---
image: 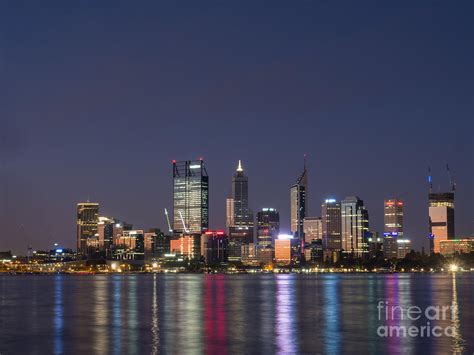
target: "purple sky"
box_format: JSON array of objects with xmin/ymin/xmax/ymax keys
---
[{"xmin": 1, "ymin": 1, "xmax": 473, "ymax": 254}]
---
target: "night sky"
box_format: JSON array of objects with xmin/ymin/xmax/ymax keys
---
[{"xmin": 1, "ymin": 1, "xmax": 473, "ymax": 254}]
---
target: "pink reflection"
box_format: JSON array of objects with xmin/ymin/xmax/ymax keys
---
[{"xmin": 204, "ymin": 275, "xmax": 227, "ymax": 354}]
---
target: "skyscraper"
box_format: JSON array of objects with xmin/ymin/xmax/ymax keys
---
[
  {"xmin": 173, "ymin": 159, "xmax": 209, "ymax": 235},
  {"xmin": 303, "ymin": 217, "xmax": 322, "ymax": 244},
  {"xmin": 341, "ymin": 196, "xmax": 369, "ymax": 257},
  {"xmin": 383, "ymin": 199, "xmax": 404, "ymax": 259},
  {"xmin": 257, "ymin": 208, "xmax": 280, "ymax": 247},
  {"xmin": 429, "ymin": 192, "xmax": 455, "ymax": 254},
  {"xmin": 76, "ymin": 202, "xmax": 99, "ymax": 254},
  {"xmin": 227, "ymin": 161, "xmax": 254, "ymax": 260},
  {"xmin": 428, "ymin": 166, "xmax": 456, "ymax": 254},
  {"xmin": 290, "ymin": 160, "xmax": 307, "ymax": 239},
  {"xmin": 321, "ymin": 199, "xmax": 341, "ymax": 262},
  {"xmin": 230, "ymin": 160, "xmax": 253, "ymax": 233}
]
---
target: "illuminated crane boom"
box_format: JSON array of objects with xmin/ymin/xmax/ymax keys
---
[
  {"xmin": 178, "ymin": 211, "xmax": 189, "ymax": 233},
  {"xmin": 164, "ymin": 208, "xmax": 173, "ymax": 233}
]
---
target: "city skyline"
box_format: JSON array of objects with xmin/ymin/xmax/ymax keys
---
[{"xmin": 1, "ymin": 2, "xmax": 473, "ymax": 254}]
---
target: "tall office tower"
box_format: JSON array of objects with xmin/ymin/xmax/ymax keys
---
[
  {"xmin": 384, "ymin": 199, "xmax": 404, "ymax": 234},
  {"xmin": 383, "ymin": 199, "xmax": 404, "ymax": 259},
  {"xmin": 321, "ymin": 199, "xmax": 341, "ymax": 262},
  {"xmin": 97, "ymin": 216, "xmax": 114, "ymax": 250},
  {"xmin": 173, "ymin": 159, "xmax": 209, "ymax": 235},
  {"xmin": 227, "ymin": 161, "xmax": 254, "ymax": 260},
  {"xmin": 290, "ymin": 160, "xmax": 307, "ymax": 240},
  {"xmin": 303, "ymin": 217, "xmax": 322, "ymax": 244},
  {"xmin": 428, "ymin": 166, "xmax": 455, "ymax": 254},
  {"xmin": 429, "ymin": 192, "xmax": 455, "ymax": 253},
  {"xmin": 256, "ymin": 208, "xmax": 280, "ymax": 247},
  {"xmin": 341, "ymin": 196, "xmax": 370, "ymax": 257},
  {"xmin": 76, "ymin": 202, "xmax": 99, "ymax": 253}
]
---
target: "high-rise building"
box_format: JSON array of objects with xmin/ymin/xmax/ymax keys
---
[
  {"xmin": 173, "ymin": 160, "xmax": 209, "ymax": 235},
  {"xmin": 227, "ymin": 161, "xmax": 254, "ymax": 260},
  {"xmin": 257, "ymin": 208, "xmax": 280, "ymax": 247},
  {"xmin": 303, "ymin": 217, "xmax": 322, "ymax": 244},
  {"xmin": 384, "ymin": 199, "xmax": 404, "ymax": 234},
  {"xmin": 321, "ymin": 199, "xmax": 341, "ymax": 262},
  {"xmin": 290, "ymin": 161, "xmax": 307, "ymax": 240},
  {"xmin": 429, "ymin": 192, "xmax": 455, "ymax": 254},
  {"xmin": 383, "ymin": 199, "xmax": 404, "ymax": 259},
  {"xmin": 97, "ymin": 216, "xmax": 114, "ymax": 250},
  {"xmin": 341, "ymin": 196, "xmax": 369, "ymax": 257},
  {"xmin": 76, "ymin": 202, "xmax": 99, "ymax": 254}
]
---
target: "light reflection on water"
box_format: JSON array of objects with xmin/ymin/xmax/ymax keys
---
[{"xmin": 0, "ymin": 273, "xmax": 473, "ymax": 354}]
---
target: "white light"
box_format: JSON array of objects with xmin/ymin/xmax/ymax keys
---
[
  {"xmin": 325, "ymin": 198, "xmax": 336, "ymax": 203},
  {"xmin": 397, "ymin": 239, "xmax": 411, "ymax": 243},
  {"xmin": 278, "ymin": 234, "xmax": 293, "ymax": 240},
  {"xmin": 189, "ymin": 164, "xmax": 201, "ymax": 169},
  {"xmin": 152, "ymin": 262, "xmax": 158, "ymax": 268},
  {"xmin": 449, "ymin": 264, "xmax": 459, "ymax": 272}
]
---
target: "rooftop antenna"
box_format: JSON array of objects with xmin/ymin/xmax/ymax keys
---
[
  {"xmin": 428, "ymin": 166, "xmax": 433, "ymax": 193},
  {"xmin": 446, "ymin": 163, "xmax": 456, "ymax": 192}
]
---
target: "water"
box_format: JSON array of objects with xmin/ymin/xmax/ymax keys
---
[{"xmin": 0, "ymin": 273, "xmax": 473, "ymax": 354}]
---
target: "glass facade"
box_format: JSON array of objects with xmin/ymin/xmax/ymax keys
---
[
  {"xmin": 341, "ymin": 196, "xmax": 369, "ymax": 257},
  {"xmin": 173, "ymin": 160, "xmax": 209, "ymax": 235},
  {"xmin": 76, "ymin": 202, "xmax": 99, "ymax": 253}
]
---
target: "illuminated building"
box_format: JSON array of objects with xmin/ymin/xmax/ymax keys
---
[
  {"xmin": 321, "ymin": 199, "xmax": 341, "ymax": 262},
  {"xmin": 112, "ymin": 230, "xmax": 145, "ymax": 260},
  {"xmin": 396, "ymin": 239, "xmax": 412, "ymax": 259},
  {"xmin": 97, "ymin": 216, "xmax": 114, "ymax": 250},
  {"xmin": 257, "ymin": 208, "xmax": 280, "ymax": 247},
  {"xmin": 173, "ymin": 160, "xmax": 209, "ymax": 235},
  {"xmin": 290, "ymin": 160, "xmax": 307, "ymax": 242},
  {"xmin": 303, "ymin": 217, "xmax": 322, "ymax": 244},
  {"xmin": 227, "ymin": 161, "xmax": 254, "ymax": 261},
  {"xmin": 256, "ymin": 246, "xmax": 274, "ymax": 264},
  {"xmin": 384, "ymin": 199, "xmax": 404, "ymax": 234},
  {"xmin": 383, "ymin": 232, "xmax": 399, "ymax": 259},
  {"xmin": 341, "ymin": 196, "xmax": 369, "ymax": 257},
  {"xmin": 147, "ymin": 228, "xmax": 169, "ymax": 258},
  {"xmin": 367, "ymin": 231, "xmax": 383, "ymax": 258},
  {"xmin": 383, "ymin": 198, "xmax": 404, "ymax": 259},
  {"xmin": 169, "ymin": 235, "xmax": 200, "ymax": 259},
  {"xmin": 439, "ymin": 239, "xmax": 474, "ymax": 256},
  {"xmin": 201, "ymin": 230, "xmax": 228, "ymax": 264},
  {"xmin": 275, "ymin": 235, "xmax": 292, "ymax": 264},
  {"xmin": 429, "ymin": 192, "xmax": 455, "ymax": 253},
  {"xmin": 226, "ymin": 198, "xmax": 234, "ymax": 229},
  {"xmin": 76, "ymin": 202, "xmax": 99, "ymax": 254}
]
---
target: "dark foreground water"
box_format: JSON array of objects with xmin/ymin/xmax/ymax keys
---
[{"xmin": 0, "ymin": 273, "xmax": 473, "ymax": 354}]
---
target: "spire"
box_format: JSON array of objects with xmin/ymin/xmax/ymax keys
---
[
  {"xmin": 236, "ymin": 160, "xmax": 243, "ymax": 172},
  {"xmin": 303, "ymin": 153, "xmax": 307, "ymax": 171}
]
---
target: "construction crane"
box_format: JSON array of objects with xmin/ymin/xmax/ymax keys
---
[
  {"xmin": 178, "ymin": 211, "xmax": 189, "ymax": 233},
  {"xmin": 164, "ymin": 208, "xmax": 173, "ymax": 233},
  {"xmin": 446, "ymin": 164, "xmax": 456, "ymax": 192}
]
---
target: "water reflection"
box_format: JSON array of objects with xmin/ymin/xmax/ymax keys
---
[
  {"xmin": 1, "ymin": 274, "xmax": 474, "ymax": 354},
  {"xmin": 53, "ymin": 275, "xmax": 63, "ymax": 355},
  {"xmin": 276, "ymin": 275, "xmax": 298, "ymax": 354},
  {"xmin": 93, "ymin": 277, "xmax": 108, "ymax": 353},
  {"xmin": 323, "ymin": 275, "xmax": 340, "ymax": 354},
  {"xmin": 112, "ymin": 276, "xmax": 122, "ymax": 353},
  {"xmin": 151, "ymin": 274, "xmax": 159, "ymax": 354},
  {"xmin": 451, "ymin": 274, "xmax": 465, "ymax": 353}
]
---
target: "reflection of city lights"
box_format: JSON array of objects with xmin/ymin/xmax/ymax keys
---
[{"xmin": 450, "ymin": 264, "xmax": 459, "ymax": 272}]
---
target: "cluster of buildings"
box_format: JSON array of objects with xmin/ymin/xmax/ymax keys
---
[{"xmin": 74, "ymin": 159, "xmax": 472, "ymax": 267}]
